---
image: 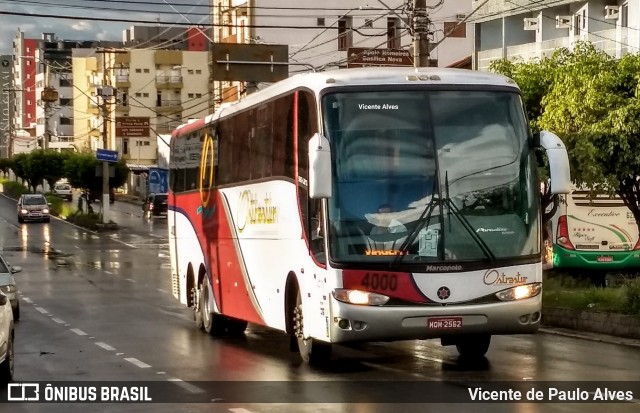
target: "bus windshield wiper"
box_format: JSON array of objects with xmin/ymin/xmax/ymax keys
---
[
  {"xmin": 390, "ymin": 180, "xmax": 439, "ymax": 268},
  {"xmin": 390, "ymin": 173, "xmax": 496, "ymax": 267}
]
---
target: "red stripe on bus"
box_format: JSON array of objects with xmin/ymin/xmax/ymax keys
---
[{"xmin": 342, "ymin": 269, "xmax": 432, "ymax": 303}]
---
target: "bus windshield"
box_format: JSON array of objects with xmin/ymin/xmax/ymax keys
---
[{"xmin": 322, "ymin": 89, "xmax": 540, "ymax": 265}]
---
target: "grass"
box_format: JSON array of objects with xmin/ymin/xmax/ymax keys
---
[{"xmin": 543, "ymin": 271, "xmax": 640, "ymax": 316}]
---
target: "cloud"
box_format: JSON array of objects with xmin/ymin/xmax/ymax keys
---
[{"xmin": 70, "ymin": 21, "xmax": 95, "ymax": 32}]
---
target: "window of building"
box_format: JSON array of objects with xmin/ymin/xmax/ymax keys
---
[
  {"xmin": 338, "ymin": 17, "xmax": 353, "ymax": 51},
  {"xmin": 60, "ymin": 98, "xmax": 72, "ymax": 106},
  {"xmin": 143, "ymin": 92, "xmax": 149, "ymax": 97},
  {"xmin": 196, "ymin": 93, "xmax": 202, "ymax": 98},
  {"xmin": 59, "ymin": 78, "xmax": 72, "ymax": 87},
  {"xmin": 188, "ymin": 93, "xmax": 195, "ymax": 98},
  {"xmin": 364, "ymin": 19, "xmax": 373, "ymax": 28},
  {"xmin": 317, "ymin": 18, "xmax": 326, "ymax": 26},
  {"xmin": 187, "ymin": 69, "xmax": 194, "ymax": 74},
  {"xmin": 136, "ymin": 68, "xmax": 142, "ymax": 73},
  {"xmin": 443, "ymin": 21, "xmax": 466, "ymax": 38},
  {"xmin": 59, "ymin": 117, "xmax": 73, "ymax": 126},
  {"xmin": 143, "ymin": 68, "xmax": 150, "ymax": 73},
  {"xmin": 196, "ymin": 69, "xmax": 202, "ymax": 74},
  {"xmin": 622, "ymin": 2, "xmax": 629, "ymax": 28},
  {"xmin": 135, "ymin": 92, "xmax": 143, "ymax": 97},
  {"xmin": 387, "ymin": 18, "xmax": 401, "ymax": 49},
  {"xmin": 123, "ymin": 138, "xmax": 129, "ymax": 155}
]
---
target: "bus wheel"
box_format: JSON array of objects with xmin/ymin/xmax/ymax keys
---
[
  {"xmin": 227, "ymin": 318, "xmax": 248, "ymax": 335},
  {"xmin": 200, "ymin": 277, "xmax": 225, "ymax": 336},
  {"xmin": 293, "ymin": 290, "xmax": 331, "ymax": 364},
  {"xmin": 455, "ymin": 334, "xmax": 491, "ymax": 358}
]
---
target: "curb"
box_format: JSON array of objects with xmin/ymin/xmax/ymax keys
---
[{"xmin": 539, "ymin": 326, "xmax": 640, "ymax": 348}]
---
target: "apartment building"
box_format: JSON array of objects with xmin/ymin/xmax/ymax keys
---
[{"xmin": 473, "ymin": 0, "xmax": 639, "ymax": 70}]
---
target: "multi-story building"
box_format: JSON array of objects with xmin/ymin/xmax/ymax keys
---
[
  {"xmin": 0, "ymin": 56, "xmax": 12, "ymax": 159},
  {"xmin": 211, "ymin": 0, "xmax": 474, "ymax": 101},
  {"xmin": 73, "ymin": 48, "xmax": 210, "ymax": 194},
  {"xmin": 472, "ymin": 0, "xmax": 639, "ymax": 71},
  {"xmin": 12, "ymin": 31, "xmax": 121, "ymax": 152},
  {"xmin": 123, "ymin": 25, "xmax": 209, "ymax": 52}
]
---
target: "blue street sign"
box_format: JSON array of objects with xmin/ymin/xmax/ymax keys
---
[{"xmin": 96, "ymin": 149, "xmax": 118, "ymax": 162}]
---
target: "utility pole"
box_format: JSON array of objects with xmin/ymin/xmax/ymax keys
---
[
  {"xmin": 413, "ymin": 0, "xmax": 431, "ymax": 68},
  {"xmin": 40, "ymin": 64, "xmax": 58, "ymax": 150},
  {"xmin": 98, "ymin": 85, "xmax": 115, "ymax": 224}
]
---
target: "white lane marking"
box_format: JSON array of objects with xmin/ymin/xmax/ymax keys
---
[
  {"xmin": 95, "ymin": 342, "xmax": 116, "ymax": 351},
  {"xmin": 70, "ymin": 328, "xmax": 88, "ymax": 336},
  {"xmin": 116, "ymin": 352, "xmax": 124, "ymax": 356},
  {"xmin": 156, "ymin": 371, "xmax": 166, "ymax": 375},
  {"xmin": 110, "ymin": 236, "xmax": 138, "ymax": 249},
  {"xmin": 167, "ymin": 378, "xmax": 205, "ymax": 394},
  {"xmin": 126, "ymin": 278, "xmax": 137, "ymax": 283},
  {"xmin": 104, "ymin": 271, "xmax": 113, "ymax": 275},
  {"xmin": 52, "ymin": 318, "xmax": 65, "ymax": 324},
  {"xmin": 124, "ymin": 357, "xmax": 151, "ymax": 369},
  {"xmin": 35, "ymin": 307, "xmax": 49, "ymax": 314},
  {"xmin": 23, "ymin": 297, "xmax": 33, "ymax": 304},
  {"xmin": 229, "ymin": 409, "xmax": 257, "ymax": 413},
  {"xmin": 157, "ymin": 289, "xmax": 168, "ymax": 294}
]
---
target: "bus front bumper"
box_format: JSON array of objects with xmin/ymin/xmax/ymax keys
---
[
  {"xmin": 329, "ymin": 295, "xmax": 541, "ymax": 343},
  {"xmin": 553, "ymin": 245, "xmax": 640, "ymax": 270}
]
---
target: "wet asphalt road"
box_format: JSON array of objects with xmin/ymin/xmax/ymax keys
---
[{"xmin": 0, "ymin": 194, "xmax": 638, "ymax": 413}]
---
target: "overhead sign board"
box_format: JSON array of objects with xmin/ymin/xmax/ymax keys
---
[
  {"xmin": 347, "ymin": 48, "xmax": 413, "ymax": 68},
  {"xmin": 97, "ymin": 148, "xmax": 118, "ymax": 163},
  {"xmin": 211, "ymin": 43, "xmax": 289, "ymax": 82},
  {"xmin": 116, "ymin": 117, "xmax": 150, "ymax": 138}
]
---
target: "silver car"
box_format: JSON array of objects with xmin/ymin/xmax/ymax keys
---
[
  {"xmin": 0, "ymin": 255, "xmax": 21, "ymax": 321},
  {"xmin": 17, "ymin": 193, "xmax": 51, "ymax": 223},
  {"xmin": 0, "ymin": 290, "xmax": 14, "ymax": 384}
]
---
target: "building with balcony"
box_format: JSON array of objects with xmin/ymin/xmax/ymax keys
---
[{"xmin": 472, "ymin": 0, "xmax": 639, "ymax": 71}]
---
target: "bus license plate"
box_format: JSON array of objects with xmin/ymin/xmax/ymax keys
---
[
  {"xmin": 427, "ymin": 317, "xmax": 462, "ymax": 329},
  {"xmin": 597, "ymin": 256, "xmax": 613, "ymax": 262}
]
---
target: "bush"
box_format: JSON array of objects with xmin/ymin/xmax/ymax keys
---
[
  {"xmin": 66, "ymin": 211, "xmax": 101, "ymax": 231},
  {"xmin": 622, "ymin": 279, "xmax": 640, "ymax": 315},
  {"xmin": 0, "ymin": 180, "xmax": 29, "ymax": 199}
]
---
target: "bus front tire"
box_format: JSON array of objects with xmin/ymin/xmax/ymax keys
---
[
  {"xmin": 455, "ymin": 334, "xmax": 491, "ymax": 359},
  {"xmin": 293, "ymin": 290, "xmax": 331, "ymax": 364}
]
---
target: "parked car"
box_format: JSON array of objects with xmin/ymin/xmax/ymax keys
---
[
  {"xmin": 142, "ymin": 193, "xmax": 168, "ymax": 218},
  {"xmin": 0, "ymin": 255, "xmax": 21, "ymax": 321},
  {"xmin": 0, "ymin": 290, "xmax": 14, "ymax": 384},
  {"xmin": 52, "ymin": 183, "xmax": 73, "ymax": 201},
  {"xmin": 17, "ymin": 194, "xmax": 51, "ymax": 223}
]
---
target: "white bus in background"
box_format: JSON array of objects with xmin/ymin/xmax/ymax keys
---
[{"xmin": 168, "ymin": 67, "xmax": 571, "ymax": 364}]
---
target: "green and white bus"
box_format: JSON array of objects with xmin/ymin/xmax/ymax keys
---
[{"xmin": 547, "ymin": 188, "xmax": 640, "ymax": 273}]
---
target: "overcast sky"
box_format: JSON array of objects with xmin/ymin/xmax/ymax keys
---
[{"xmin": 0, "ymin": 0, "xmax": 211, "ymax": 55}]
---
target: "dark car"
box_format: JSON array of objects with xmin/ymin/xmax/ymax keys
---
[{"xmin": 142, "ymin": 193, "xmax": 168, "ymax": 218}]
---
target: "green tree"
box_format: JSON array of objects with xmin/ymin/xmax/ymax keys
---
[
  {"xmin": 64, "ymin": 152, "xmax": 128, "ymax": 200},
  {"xmin": 42, "ymin": 150, "xmax": 71, "ymax": 189},
  {"xmin": 491, "ymin": 41, "xmax": 640, "ymax": 233},
  {"xmin": 0, "ymin": 158, "xmax": 11, "ymax": 177},
  {"xmin": 11, "ymin": 153, "xmax": 34, "ymax": 191}
]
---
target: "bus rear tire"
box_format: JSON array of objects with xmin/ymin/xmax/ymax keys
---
[
  {"xmin": 293, "ymin": 290, "xmax": 331, "ymax": 364},
  {"xmin": 455, "ymin": 334, "xmax": 491, "ymax": 358},
  {"xmin": 200, "ymin": 277, "xmax": 225, "ymax": 336}
]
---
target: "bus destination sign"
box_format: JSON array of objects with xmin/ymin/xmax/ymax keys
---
[{"xmin": 347, "ymin": 48, "xmax": 413, "ymax": 68}]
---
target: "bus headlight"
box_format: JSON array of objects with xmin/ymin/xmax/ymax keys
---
[
  {"xmin": 333, "ymin": 289, "xmax": 389, "ymax": 306},
  {"xmin": 495, "ymin": 283, "xmax": 541, "ymax": 301}
]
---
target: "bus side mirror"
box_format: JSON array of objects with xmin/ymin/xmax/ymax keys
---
[
  {"xmin": 308, "ymin": 133, "xmax": 332, "ymax": 199},
  {"xmin": 539, "ymin": 130, "xmax": 571, "ymax": 194}
]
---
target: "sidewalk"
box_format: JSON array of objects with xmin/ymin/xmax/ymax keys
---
[{"xmin": 114, "ymin": 194, "xmax": 144, "ymax": 206}]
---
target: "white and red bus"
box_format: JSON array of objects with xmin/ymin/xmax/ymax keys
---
[{"xmin": 168, "ymin": 67, "xmax": 570, "ymax": 363}]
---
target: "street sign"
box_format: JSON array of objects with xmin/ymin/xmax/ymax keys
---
[
  {"xmin": 347, "ymin": 48, "xmax": 413, "ymax": 68},
  {"xmin": 97, "ymin": 148, "xmax": 118, "ymax": 163},
  {"xmin": 115, "ymin": 117, "xmax": 150, "ymax": 138},
  {"xmin": 211, "ymin": 43, "xmax": 289, "ymax": 82}
]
